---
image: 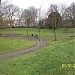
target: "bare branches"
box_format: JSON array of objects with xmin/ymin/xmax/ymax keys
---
[{"xmin": 22, "ymin": 6, "xmax": 38, "ymax": 27}]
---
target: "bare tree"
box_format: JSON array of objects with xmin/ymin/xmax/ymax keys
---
[
  {"xmin": 16, "ymin": 8, "xmax": 23, "ymax": 28},
  {"xmin": 70, "ymin": 2, "xmax": 75, "ymax": 27},
  {"xmin": 47, "ymin": 4, "xmax": 60, "ymax": 41},
  {"xmin": 60, "ymin": 4, "xmax": 67, "ymax": 27},
  {"xmin": 61, "ymin": 3, "xmax": 75, "ymax": 33},
  {"xmin": 3, "ymin": 4, "xmax": 20, "ymax": 29},
  {"xmin": 22, "ymin": 9, "xmax": 30, "ymax": 36},
  {"xmin": 22, "ymin": 6, "xmax": 37, "ymax": 27},
  {"xmin": 0, "ymin": 0, "xmax": 7, "ymax": 36},
  {"xmin": 38, "ymin": 7, "xmax": 42, "ymax": 41},
  {"xmin": 21, "ymin": 6, "xmax": 38, "ymax": 36}
]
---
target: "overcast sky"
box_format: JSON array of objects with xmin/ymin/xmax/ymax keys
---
[{"xmin": 11, "ymin": 0, "xmax": 75, "ymax": 10}]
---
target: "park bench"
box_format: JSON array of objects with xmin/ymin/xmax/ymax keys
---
[{"xmin": 31, "ymin": 34, "xmax": 38, "ymax": 38}]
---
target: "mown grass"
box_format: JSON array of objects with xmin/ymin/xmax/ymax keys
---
[
  {"xmin": 0, "ymin": 38, "xmax": 35, "ymax": 54},
  {"xmin": 0, "ymin": 28, "xmax": 75, "ymax": 38},
  {"xmin": 0, "ymin": 36, "xmax": 75, "ymax": 75}
]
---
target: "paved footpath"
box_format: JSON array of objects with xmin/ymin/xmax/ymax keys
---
[
  {"xmin": 0, "ymin": 36, "xmax": 46, "ymax": 59},
  {"xmin": 0, "ymin": 33, "xmax": 75, "ymax": 59}
]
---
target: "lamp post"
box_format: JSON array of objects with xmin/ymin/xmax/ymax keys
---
[{"xmin": 0, "ymin": 0, "xmax": 1, "ymax": 5}]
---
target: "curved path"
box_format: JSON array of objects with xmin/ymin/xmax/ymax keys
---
[
  {"xmin": 0, "ymin": 35, "xmax": 46, "ymax": 59},
  {"xmin": 0, "ymin": 33, "xmax": 75, "ymax": 59}
]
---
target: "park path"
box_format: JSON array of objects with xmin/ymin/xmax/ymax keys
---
[
  {"xmin": 0, "ymin": 33, "xmax": 75, "ymax": 59},
  {"xmin": 0, "ymin": 36, "xmax": 46, "ymax": 59}
]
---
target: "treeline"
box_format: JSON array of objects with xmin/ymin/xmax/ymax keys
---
[
  {"xmin": 39, "ymin": 3, "xmax": 75, "ymax": 29},
  {"xmin": 0, "ymin": 0, "xmax": 23, "ymax": 29},
  {"xmin": 19, "ymin": 2, "xmax": 75, "ymax": 29},
  {"xmin": 0, "ymin": 0, "xmax": 75, "ymax": 29}
]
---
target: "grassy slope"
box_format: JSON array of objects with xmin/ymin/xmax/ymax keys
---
[
  {"xmin": 0, "ymin": 37, "xmax": 75, "ymax": 75},
  {"xmin": 0, "ymin": 38, "xmax": 35, "ymax": 54},
  {"xmin": 0, "ymin": 28, "xmax": 75, "ymax": 38}
]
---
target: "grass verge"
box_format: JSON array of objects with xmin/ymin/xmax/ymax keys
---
[
  {"xmin": 0, "ymin": 28, "xmax": 75, "ymax": 38},
  {"xmin": 0, "ymin": 37, "xmax": 35, "ymax": 54},
  {"xmin": 0, "ymin": 36, "xmax": 75, "ymax": 75}
]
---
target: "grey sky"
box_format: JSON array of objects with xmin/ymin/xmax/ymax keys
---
[{"xmin": 11, "ymin": 0, "xmax": 75, "ymax": 10}]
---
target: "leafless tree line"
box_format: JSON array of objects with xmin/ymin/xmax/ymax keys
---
[
  {"xmin": 47, "ymin": 3, "xmax": 75, "ymax": 28},
  {"xmin": 22, "ymin": 2, "xmax": 75, "ymax": 29},
  {"xmin": 0, "ymin": 0, "xmax": 75, "ymax": 29},
  {"xmin": 0, "ymin": 0, "xmax": 23, "ymax": 29}
]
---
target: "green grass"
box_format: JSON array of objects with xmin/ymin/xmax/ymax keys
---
[
  {"xmin": 0, "ymin": 37, "xmax": 35, "ymax": 54},
  {"xmin": 0, "ymin": 36, "xmax": 75, "ymax": 75},
  {"xmin": 0, "ymin": 28, "xmax": 75, "ymax": 38}
]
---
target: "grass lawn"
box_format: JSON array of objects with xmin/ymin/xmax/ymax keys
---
[
  {"xmin": 0, "ymin": 37, "xmax": 35, "ymax": 54},
  {"xmin": 0, "ymin": 28, "xmax": 75, "ymax": 38},
  {"xmin": 0, "ymin": 36, "xmax": 75, "ymax": 75}
]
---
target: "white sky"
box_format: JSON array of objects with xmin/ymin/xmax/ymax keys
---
[{"xmin": 11, "ymin": 0, "xmax": 75, "ymax": 11}]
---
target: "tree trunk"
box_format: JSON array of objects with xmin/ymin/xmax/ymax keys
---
[
  {"xmin": 39, "ymin": 26, "xmax": 40, "ymax": 41},
  {"xmin": 54, "ymin": 29, "xmax": 56, "ymax": 41},
  {"xmin": 54, "ymin": 17, "xmax": 57, "ymax": 41},
  {"xmin": 26, "ymin": 30, "xmax": 28, "ymax": 36},
  {"xmin": 10, "ymin": 16, "xmax": 12, "ymax": 30}
]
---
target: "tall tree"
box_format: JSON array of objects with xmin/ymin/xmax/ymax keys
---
[
  {"xmin": 21, "ymin": 6, "xmax": 38, "ymax": 36},
  {"xmin": 60, "ymin": 4, "xmax": 67, "ymax": 27},
  {"xmin": 16, "ymin": 8, "xmax": 23, "ymax": 28},
  {"xmin": 70, "ymin": 2, "xmax": 75, "ymax": 27},
  {"xmin": 62, "ymin": 2, "xmax": 75, "ymax": 28},
  {"xmin": 28, "ymin": 6, "xmax": 37, "ymax": 27},
  {"xmin": 21, "ymin": 9, "xmax": 29, "ymax": 36},
  {"xmin": 47, "ymin": 4, "xmax": 61, "ymax": 41},
  {"xmin": 3, "ymin": 4, "xmax": 20, "ymax": 29},
  {"xmin": 21, "ymin": 6, "xmax": 37, "ymax": 27}
]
